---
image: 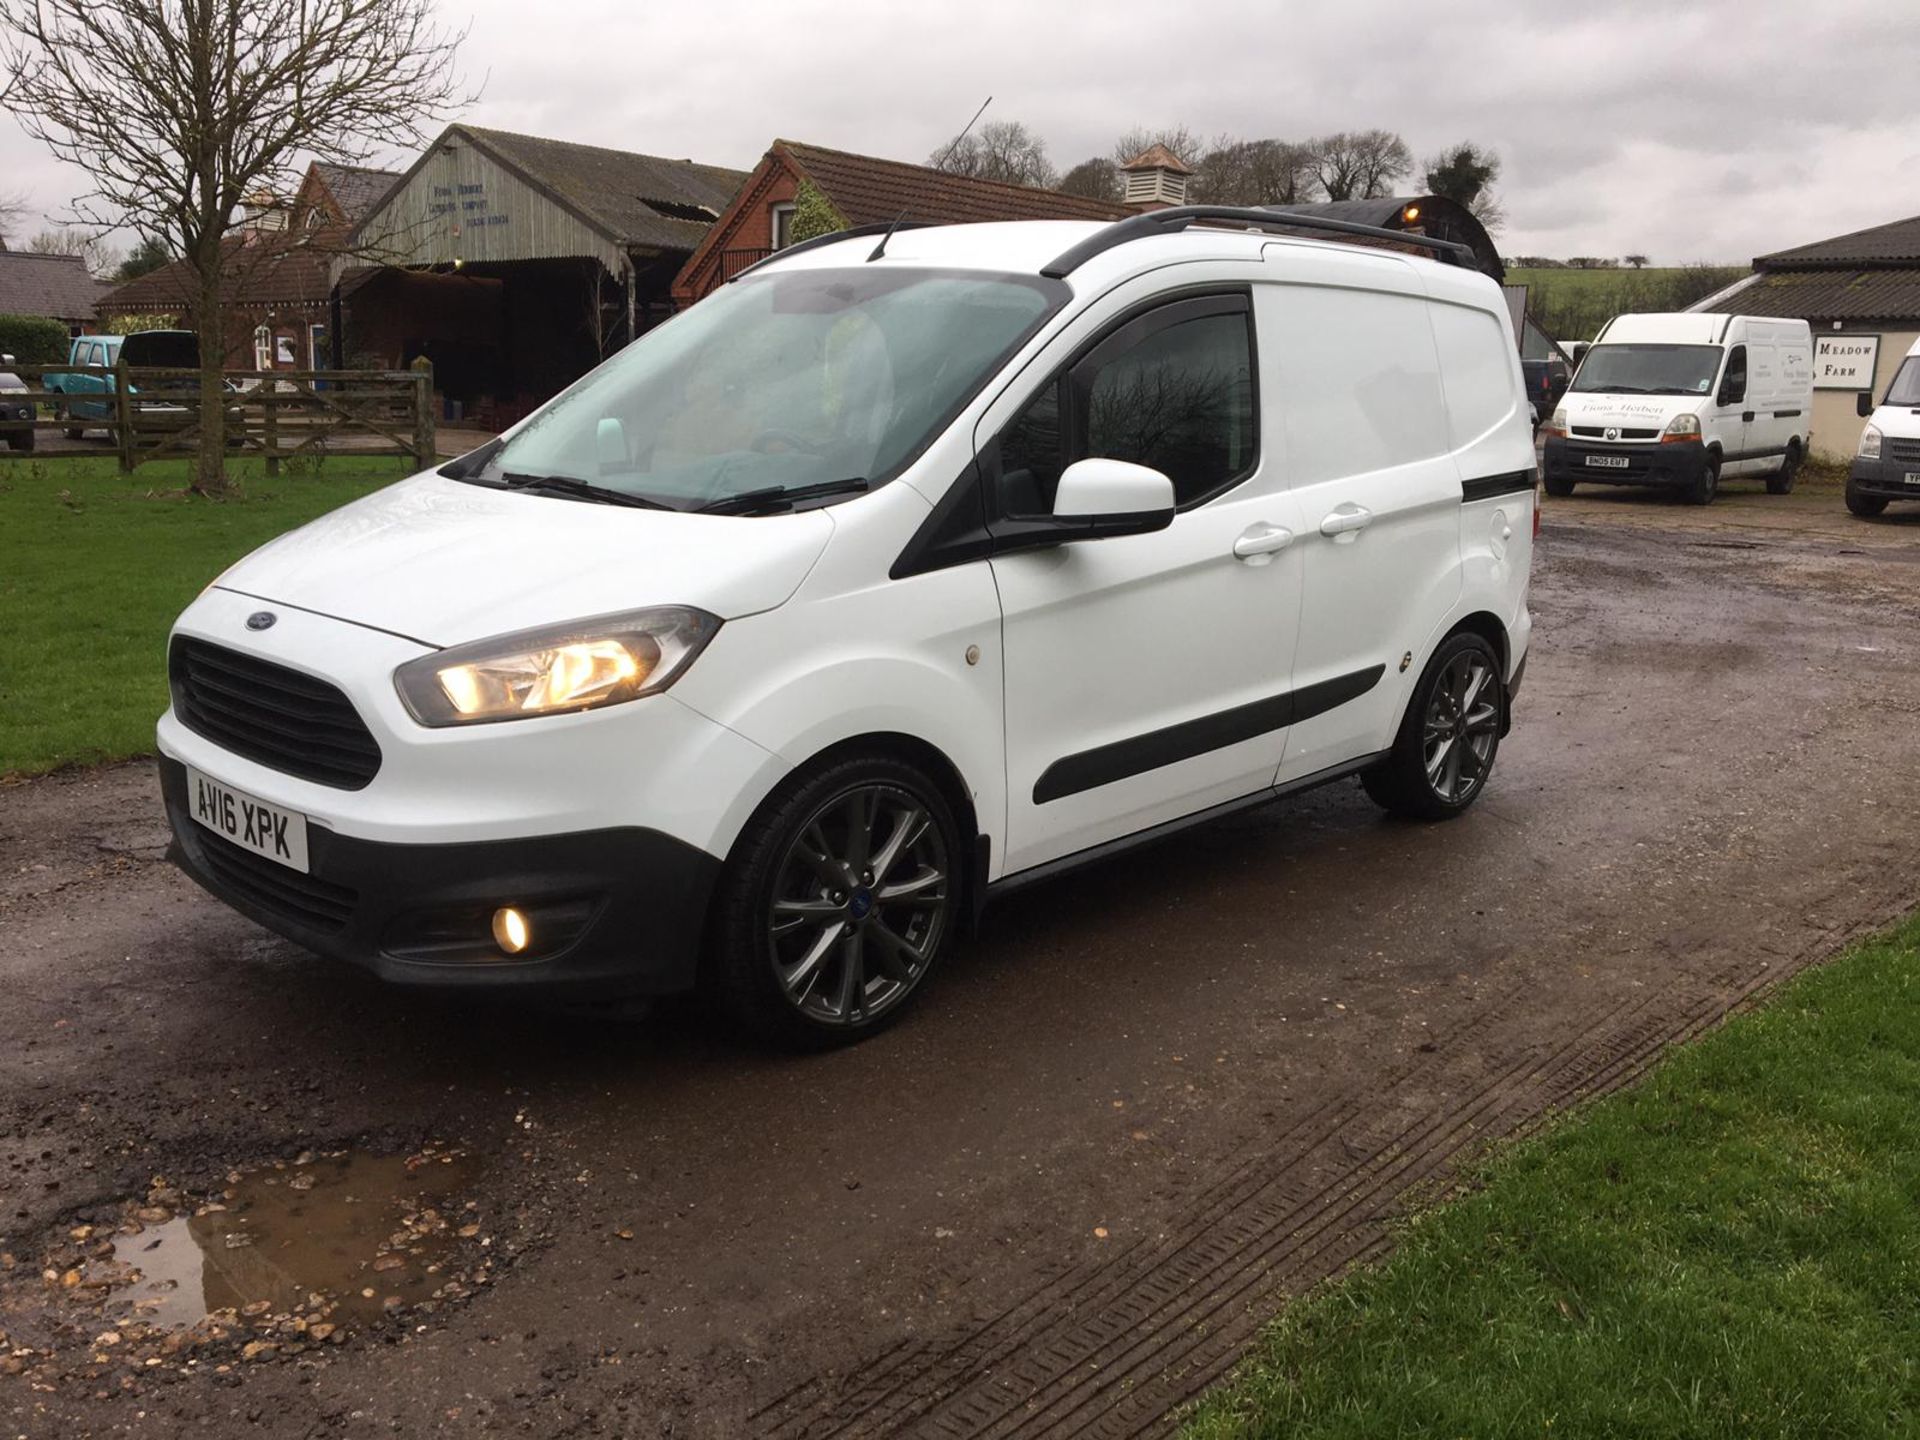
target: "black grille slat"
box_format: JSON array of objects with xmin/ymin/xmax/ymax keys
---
[
  {"xmin": 1571, "ymin": 425, "xmax": 1658, "ymax": 440},
  {"xmin": 193, "ymin": 828, "xmax": 357, "ymax": 932},
  {"xmin": 171, "ymin": 638, "xmax": 381, "ymax": 789},
  {"xmin": 1886, "ymin": 437, "xmax": 1920, "ymax": 464}
]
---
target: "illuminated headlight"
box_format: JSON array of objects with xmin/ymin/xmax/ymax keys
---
[
  {"xmin": 1858, "ymin": 424, "xmax": 1883, "ymax": 460},
  {"xmin": 1662, "ymin": 413, "xmax": 1701, "ymax": 441},
  {"xmin": 395, "ymin": 606, "xmax": 721, "ymax": 726}
]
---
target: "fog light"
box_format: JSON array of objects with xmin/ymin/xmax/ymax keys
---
[{"xmin": 491, "ymin": 907, "xmax": 531, "ymax": 955}]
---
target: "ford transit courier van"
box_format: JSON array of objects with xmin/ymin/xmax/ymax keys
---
[
  {"xmin": 1847, "ymin": 336, "xmax": 1920, "ymax": 516},
  {"xmin": 158, "ymin": 210, "xmax": 1536, "ymax": 1046},
  {"xmin": 1541, "ymin": 313, "xmax": 1812, "ymax": 504}
]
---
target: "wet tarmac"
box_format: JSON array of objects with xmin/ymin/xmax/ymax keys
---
[{"xmin": 3, "ymin": 491, "xmax": 1919, "ymax": 1437}]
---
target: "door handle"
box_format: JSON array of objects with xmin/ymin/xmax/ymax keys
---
[
  {"xmin": 1232, "ymin": 523, "xmax": 1293, "ymax": 564},
  {"xmin": 1319, "ymin": 504, "xmax": 1373, "ymax": 541},
  {"xmin": 1741, "ymin": 410, "xmax": 1755, "ymax": 423}
]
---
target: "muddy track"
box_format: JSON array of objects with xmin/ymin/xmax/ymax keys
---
[{"xmin": 3, "ymin": 503, "xmax": 1919, "ymax": 1438}]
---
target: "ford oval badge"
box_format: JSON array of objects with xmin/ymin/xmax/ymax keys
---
[{"xmin": 246, "ymin": 611, "xmax": 277, "ymax": 631}]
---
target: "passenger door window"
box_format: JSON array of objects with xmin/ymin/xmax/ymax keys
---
[{"xmin": 1719, "ymin": 345, "xmax": 1747, "ymax": 406}]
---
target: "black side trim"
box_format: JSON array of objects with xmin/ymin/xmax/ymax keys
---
[
  {"xmin": 1461, "ymin": 469, "xmax": 1536, "ymax": 502},
  {"xmin": 1774, "ymin": 409, "xmax": 1802, "ymax": 418},
  {"xmin": 890, "ymin": 460, "xmax": 993, "ymax": 581},
  {"xmin": 1725, "ymin": 445, "xmax": 1788, "ymax": 463},
  {"xmin": 1032, "ymin": 664, "xmax": 1385, "ymax": 803},
  {"xmin": 992, "ymin": 751, "xmax": 1387, "ymax": 900}
]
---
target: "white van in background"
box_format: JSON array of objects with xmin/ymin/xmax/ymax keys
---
[
  {"xmin": 1541, "ymin": 314, "xmax": 1813, "ymax": 504},
  {"xmin": 1848, "ymin": 336, "xmax": 1920, "ymax": 517}
]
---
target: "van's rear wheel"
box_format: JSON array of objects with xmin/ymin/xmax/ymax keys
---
[
  {"xmin": 1363, "ymin": 631, "xmax": 1505, "ymax": 821},
  {"xmin": 712, "ymin": 753, "xmax": 960, "ymax": 1048},
  {"xmin": 1766, "ymin": 441, "xmax": 1800, "ymax": 495}
]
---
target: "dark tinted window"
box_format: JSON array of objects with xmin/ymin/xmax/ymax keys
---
[
  {"xmin": 998, "ymin": 382, "xmax": 1064, "ymax": 517},
  {"xmin": 1720, "ymin": 344, "xmax": 1747, "ymax": 402},
  {"xmin": 1886, "ymin": 357, "xmax": 1920, "ymax": 408}
]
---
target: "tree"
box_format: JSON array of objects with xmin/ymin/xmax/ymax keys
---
[
  {"xmin": 115, "ymin": 234, "xmax": 172, "ymax": 283},
  {"xmin": 1422, "ymin": 141, "xmax": 1503, "ymax": 230},
  {"xmin": 1110, "ymin": 124, "xmax": 1203, "ymax": 170},
  {"xmin": 1625, "ymin": 253, "xmax": 1650, "ymax": 269},
  {"xmin": 0, "ymin": 0, "xmax": 469, "ymax": 495},
  {"xmin": 928, "ymin": 119, "xmax": 1056, "ymax": 188},
  {"xmin": 0, "ymin": 190, "xmax": 26, "ymax": 248},
  {"xmin": 1057, "ymin": 157, "xmax": 1120, "ymax": 202},
  {"xmin": 1307, "ymin": 130, "xmax": 1413, "ymax": 201},
  {"xmin": 1191, "ymin": 137, "xmax": 1318, "ymax": 206},
  {"xmin": 27, "ymin": 226, "xmax": 121, "ymax": 277}
]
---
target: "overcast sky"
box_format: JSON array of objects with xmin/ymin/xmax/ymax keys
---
[{"xmin": 5, "ymin": 0, "xmax": 1917, "ymax": 267}]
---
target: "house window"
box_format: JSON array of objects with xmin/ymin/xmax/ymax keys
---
[
  {"xmin": 309, "ymin": 322, "xmax": 329, "ymax": 370},
  {"xmin": 253, "ymin": 325, "xmax": 273, "ymax": 370},
  {"xmin": 771, "ymin": 202, "xmax": 797, "ymax": 250}
]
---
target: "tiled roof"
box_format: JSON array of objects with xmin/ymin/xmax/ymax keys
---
[
  {"xmin": 1121, "ymin": 144, "xmax": 1192, "ymax": 175},
  {"xmin": 1757, "ymin": 213, "xmax": 1920, "ymax": 270},
  {"xmin": 0, "ymin": 251, "xmax": 110, "ymax": 321},
  {"xmin": 779, "ymin": 141, "xmax": 1132, "ymax": 228},
  {"xmin": 1730, "ymin": 267, "xmax": 1920, "ymax": 323},
  {"xmin": 311, "ymin": 162, "xmax": 404, "ymax": 224},
  {"xmin": 97, "ymin": 229, "xmax": 352, "ymax": 313},
  {"xmin": 457, "ymin": 127, "xmax": 748, "ymax": 251}
]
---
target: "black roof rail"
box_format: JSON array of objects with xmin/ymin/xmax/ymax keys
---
[
  {"xmin": 1039, "ymin": 205, "xmax": 1477, "ymax": 280},
  {"xmin": 728, "ymin": 221, "xmax": 934, "ymax": 283}
]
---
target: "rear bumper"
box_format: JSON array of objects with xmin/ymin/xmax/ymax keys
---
[
  {"xmin": 1849, "ymin": 456, "xmax": 1920, "ymax": 500},
  {"xmin": 1543, "ymin": 436, "xmax": 1707, "ymax": 488},
  {"xmin": 161, "ymin": 756, "xmax": 720, "ymax": 996}
]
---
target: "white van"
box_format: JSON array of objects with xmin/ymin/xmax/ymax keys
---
[
  {"xmin": 1848, "ymin": 335, "xmax": 1920, "ymax": 516},
  {"xmin": 156, "ymin": 208, "xmax": 1536, "ymax": 1046},
  {"xmin": 1541, "ymin": 313, "xmax": 1813, "ymax": 504}
]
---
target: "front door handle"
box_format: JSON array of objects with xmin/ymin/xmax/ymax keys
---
[
  {"xmin": 1319, "ymin": 504, "xmax": 1373, "ymax": 541},
  {"xmin": 1741, "ymin": 410, "xmax": 1755, "ymax": 423},
  {"xmin": 1232, "ymin": 523, "xmax": 1294, "ymax": 564}
]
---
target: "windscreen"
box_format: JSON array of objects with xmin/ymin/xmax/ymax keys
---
[
  {"xmin": 1885, "ymin": 357, "xmax": 1920, "ymax": 408},
  {"xmin": 482, "ymin": 267, "xmax": 1064, "ymax": 510},
  {"xmin": 120, "ymin": 331, "xmax": 200, "ymax": 368},
  {"xmin": 1570, "ymin": 343, "xmax": 1723, "ymax": 396}
]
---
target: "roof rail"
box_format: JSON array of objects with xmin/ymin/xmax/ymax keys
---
[
  {"xmin": 1039, "ymin": 205, "xmax": 1477, "ymax": 280},
  {"xmin": 728, "ymin": 221, "xmax": 934, "ymax": 283}
]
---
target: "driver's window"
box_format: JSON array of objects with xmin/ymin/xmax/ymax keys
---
[{"xmin": 1720, "ymin": 345, "xmax": 1747, "ymax": 404}]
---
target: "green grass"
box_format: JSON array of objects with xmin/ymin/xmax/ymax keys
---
[
  {"xmin": 1184, "ymin": 917, "xmax": 1920, "ymax": 1439},
  {"xmin": 1510, "ymin": 266, "xmax": 1746, "ymax": 343},
  {"xmin": 0, "ymin": 455, "xmax": 405, "ymax": 776}
]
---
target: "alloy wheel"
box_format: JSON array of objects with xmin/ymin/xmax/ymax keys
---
[
  {"xmin": 1422, "ymin": 651, "xmax": 1499, "ymax": 804},
  {"xmin": 768, "ymin": 782, "xmax": 951, "ymax": 1027}
]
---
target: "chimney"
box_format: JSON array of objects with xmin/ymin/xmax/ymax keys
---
[{"xmin": 1119, "ymin": 145, "xmax": 1193, "ymax": 211}]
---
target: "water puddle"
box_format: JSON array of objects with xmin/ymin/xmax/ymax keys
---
[{"xmin": 100, "ymin": 1148, "xmax": 481, "ymax": 1331}]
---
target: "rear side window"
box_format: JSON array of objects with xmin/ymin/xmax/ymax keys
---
[
  {"xmin": 1430, "ymin": 303, "xmax": 1520, "ymax": 450},
  {"xmin": 998, "ymin": 294, "xmax": 1257, "ymax": 515}
]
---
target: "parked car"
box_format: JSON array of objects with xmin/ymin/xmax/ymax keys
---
[
  {"xmin": 1540, "ymin": 314, "xmax": 1813, "ymax": 504},
  {"xmin": 1848, "ymin": 336, "xmax": 1920, "ymax": 516},
  {"xmin": 0, "ymin": 355, "xmax": 35, "ymax": 452},
  {"xmin": 1521, "ymin": 356, "xmax": 1569, "ymax": 415},
  {"xmin": 157, "ymin": 209, "xmax": 1537, "ymax": 1046},
  {"xmin": 46, "ymin": 330, "xmax": 200, "ymax": 438}
]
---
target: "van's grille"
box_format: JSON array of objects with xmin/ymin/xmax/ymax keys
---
[
  {"xmin": 1885, "ymin": 437, "xmax": 1920, "ymax": 464},
  {"xmin": 169, "ymin": 638, "xmax": 382, "ymax": 790},
  {"xmin": 1571, "ymin": 426, "xmax": 1658, "ymax": 440},
  {"xmin": 192, "ymin": 826, "xmax": 357, "ymax": 933}
]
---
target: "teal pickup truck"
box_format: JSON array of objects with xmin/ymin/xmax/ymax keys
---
[{"xmin": 44, "ymin": 331, "xmax": 201, "ymax": 439}]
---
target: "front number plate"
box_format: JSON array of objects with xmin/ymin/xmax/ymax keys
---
[
  {"xmin": 186, "ymin": 766, "xmax": 310, "ymax": 873},
  {"xmin": 1903, "ymin": 471, "xmax": 1920, "ymax": 487},
  {"xmin": 1585, "ymin": 455, "xmax": 1631, "ymax": 470}
]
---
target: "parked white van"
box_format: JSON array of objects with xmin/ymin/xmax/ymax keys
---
[
  {"xmin": 1848, "ymin": 335, "xmax": 1920, "ymax": 516},
  {"xmin": 1542, "ymin": 314, "xmax": 1813, "ymax": 504},
  {"xmin": 157, "ymin": 207, "xmax": 1536, "ymax": 1046}
]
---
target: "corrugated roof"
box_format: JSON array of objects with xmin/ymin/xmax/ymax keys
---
[
  {"xmin": 310, "ymin": 162, "xmax": 404, "ymax": 224},
  {"xmin": 1757, "ymin": 213, "xmax": 1920, "ymax": 270},
  {"xmin": 457, "ymin": 127, "xmax": 748, "ymax": 252},
  {"xmin": 0, "ymin": 251, "xmax": 110, "ymax": 322},
  {"xmin": 780, "ymin": 140, "xmax": 1132, "ymax": 228},
  {"xmin": 1730, "ymin": 267, "xmax": 1920, "ymax": 323}
]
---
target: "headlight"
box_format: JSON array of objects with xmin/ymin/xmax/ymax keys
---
[
  {"xmin": 1543, "ymin": 407, "xmax": 1568, "ymax": 436},
  {"xmin": 394, "ymin": 606, "xmax": 721, "ymax": 726},
  {"xmin": 1662, "ymin": 413, "xmax": 1701, "ymax": 441},
  {"xmin": 1859, "ymin": 424, "xmax": 1882, "ymax": 460}
]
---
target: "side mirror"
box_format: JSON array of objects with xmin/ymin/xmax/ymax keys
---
[
  {"xmin": 1858, "ymin": 392, "xmax": 1876, "ymax": 418},
  {"xmin": 1051, "ymin": 458, "xmax": 1176, "ymax": 537}
]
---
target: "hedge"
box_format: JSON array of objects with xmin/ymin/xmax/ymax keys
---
[{"xmin": 0, "ymin": 315, "xmax": 72, "ymax": 366}]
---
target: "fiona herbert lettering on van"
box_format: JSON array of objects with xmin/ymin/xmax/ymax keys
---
[{"xmin": 157, "ymin": 207, "xmax": 1537, "ymax": 1047}]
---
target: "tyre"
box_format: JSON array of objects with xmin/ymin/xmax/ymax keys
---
[
  {"xmin": 1684, "ymin": 450, "xmax": 1720, "ymax": 505},
  {"xmin": 710, "ymin": 752, "xmax": 961, "ymax": 1048},
  {"xmin": 13, "ymin": 425, "xmax": 33, "ymax": 453},
  {"xmin": 1845, "ymin": 481, "xmax": 1888, "ymax": 518},
  {"xmin": 1543, "ymin": 472, "xmax": 1575, "ymax": 498},
  {"xmin": 59, "ymin": 404, "xmax": 82, "ymax": 441},
  {"xmin": 1766, "ymin": 441, "xmax": 1800, "ymax": 495},
  {"xmin": 1363, "ymin": 631, "xmax": 1505, "ymax": 821}
]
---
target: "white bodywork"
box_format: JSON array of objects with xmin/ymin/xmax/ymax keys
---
[{"xmin": 159, "ymin": 220, "xmax": 1535, "ymax": 894}]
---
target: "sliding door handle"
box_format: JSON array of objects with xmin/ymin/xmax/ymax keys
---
[{"xmin": 1319, "ymin": 504, "xmax": 1373, "ymax": 540}]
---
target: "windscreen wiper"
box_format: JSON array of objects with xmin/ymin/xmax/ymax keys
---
[
  {"xmin": 694, "ymin": 478, "xmax": 871, "ymax": 516},
  {"xmin": 499, "ymin": 474, "xmax": 672, "ymax": 509}
]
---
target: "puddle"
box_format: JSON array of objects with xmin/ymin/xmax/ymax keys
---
[{"xmin": 100, "ymin": 1149, "xmax": 480, "ymax": 1331}]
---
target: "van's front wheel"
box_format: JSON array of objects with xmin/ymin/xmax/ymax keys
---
[
  {"xmin": 712, "ymin": 754, "xmax": 960, "ymax": 1048},
  {"xmin": 1685, "ymin": 450, "xmax": 1721, "ymax": 505}
]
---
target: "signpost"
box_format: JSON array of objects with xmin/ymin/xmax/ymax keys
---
[{"xmin": 1814, "ymin": 334, "xmax": 1880, "ymax": 390}]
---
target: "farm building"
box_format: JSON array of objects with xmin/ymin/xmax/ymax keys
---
[
  {"xmin": 1692, "ymin": 212, "xmax": 1920, "ymax": 459},
  {"xmin": 0, "ymin": 250, "xmax": 109, "ymax": 336}
]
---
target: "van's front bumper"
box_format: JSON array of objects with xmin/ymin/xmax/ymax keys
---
[
  {"xmin": 1848, "ymin": 455, "xmax": 1920, "ymax": 501},
  {"xmin": 160, "ymin": 756, "xmax": 721, "ymax": 995},
  {"xmin": 1543, "ymin": 436, "xmax": 1707, "ymax": 489}
]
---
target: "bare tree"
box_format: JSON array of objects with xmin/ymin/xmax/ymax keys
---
[
  {"xmin": 929, "ymin": 119, "xmax": 1057, "ymax": 188},
  {"xmin": 1057, "ymin": 157, "xmax": 1120, "ymax": 202},
  {"xmin": 27, "ymin": 226, "xmax": 122, "ymax": 277},
  {"xmin": 1192, "ymin": 137, "xmax": 1319, "ymax": 206},
  {"xmin": 1110, "ymin": 125, "xmax": 1203, "ymax": 170},
  {"xmin": 1307, "ymin": 130, "xmax": 1413, "ymax": 201},
  {"xmin": 0, "ymin": 190, "xmax": 27, "ymax": 248},
  {"xmin": 0, "ymin": 0, "xmax": 470, "ymax": 494}
]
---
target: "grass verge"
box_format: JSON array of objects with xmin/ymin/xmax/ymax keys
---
[
  {"xmin": 1185, "ymin": 916, "xmax": 1920, "ymax": 1439},
  {"xmin": 0, "ymin": 455, "xmax": 405, "ymax": 777}
]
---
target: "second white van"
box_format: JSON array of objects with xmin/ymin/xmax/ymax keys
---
[
  {"xmin": 1541, "ymin": 313, "xmax": 1813, "ymax": 504},
  {"xmin": 1848, "ymin": 335, "xmax": 1920, "ymax": 516}
]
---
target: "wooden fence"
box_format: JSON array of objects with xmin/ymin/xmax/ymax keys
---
[{"xmin": 0, "ymin": 365, "xmax": 436, "ymax": 473}]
